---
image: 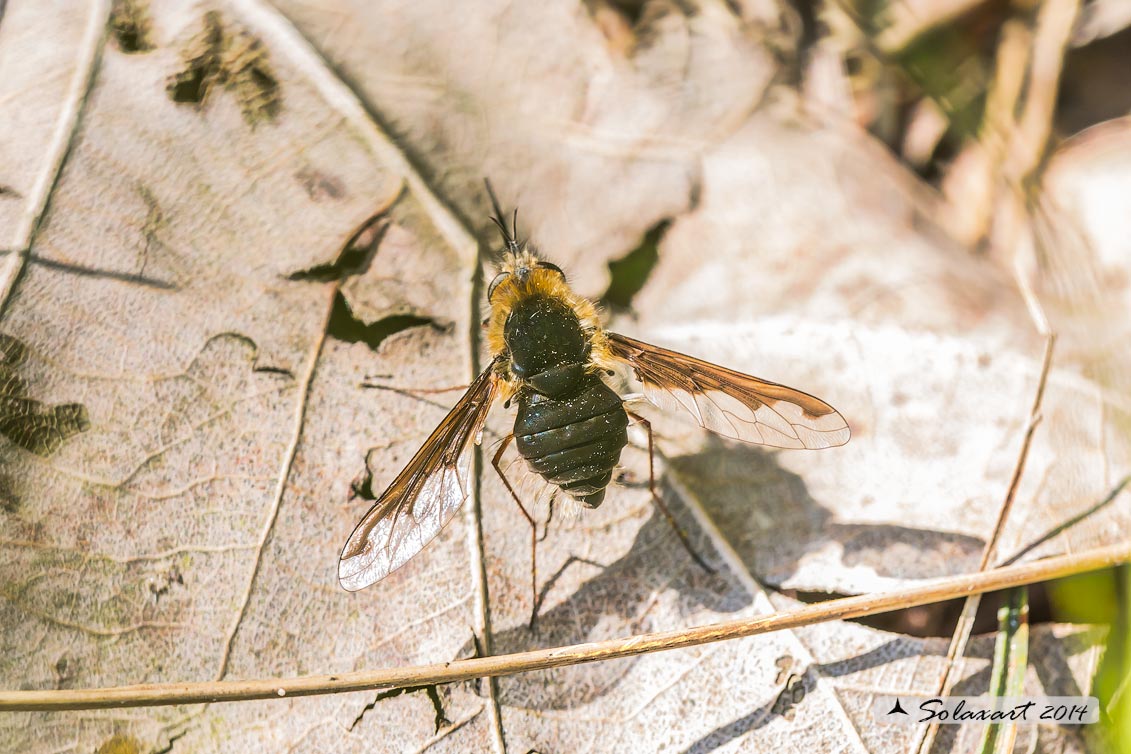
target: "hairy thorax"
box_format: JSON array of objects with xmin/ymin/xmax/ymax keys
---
[{"xmin": 487, "ymin": 249, "xmax": 627, "ymax": 507}]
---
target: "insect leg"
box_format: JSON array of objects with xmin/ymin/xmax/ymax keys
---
[
  {"xmin": 359, "ymin": 379, "xmax": 470, "ymax": 394},
  {"xmin": 625, "ymin": 410, "xmax": 716, "ymax": 575},
  {"xmin": 491, "ymin": 434, "xmax": 541, "ymax": 628},
  {"xmin": 540, "ymin": 491, "xmax": 556, "ymax": 543}
]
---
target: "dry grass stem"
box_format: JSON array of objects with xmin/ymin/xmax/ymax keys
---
[
  {"xmin": 912, "ymin": 333, "xmax": 1054, "ymax": 754},
  {"xmin": 1, "ymin": 542, "xmax": 1126, "ymax": 712}
]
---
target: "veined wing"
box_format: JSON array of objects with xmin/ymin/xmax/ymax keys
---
[
  {"xmin": 607, "ymin": 332, "xmax": 850, "ymax": 449},
  {"xmin": 339, "ymin": 360, "xmax": 501, "ymax": 591}
]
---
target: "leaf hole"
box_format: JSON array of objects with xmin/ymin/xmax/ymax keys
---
[
  {"xmin": 326, "ymin": 292, "xmax": 436, "ymax": 351},
  {"xmin": 600, "ymin": 219, "xmax": 668, "ymax": 312}
]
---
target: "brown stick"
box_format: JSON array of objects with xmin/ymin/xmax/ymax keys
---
[
  {"xmin": 1, "ymin": 542, "xmax": 1126, "ymax": 712},
  {"xmin": 913, "ymin": 334, "xmax": 1056, "ymax": 754}
]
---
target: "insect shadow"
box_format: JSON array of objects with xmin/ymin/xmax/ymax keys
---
[
  {"xmin": 456, "ymin": 446, "xmax": 796, "ymax": 710},
  {"xmin": 666, "ymin": 439, "xmax": 987, "ymax": 585},
  {"xmin": 463, "ymin": 439, "xmax": 985, "ymax": 712},
  {"xmin": 462, "ymin": 500, "xmax": 746, "ymax": 710}
]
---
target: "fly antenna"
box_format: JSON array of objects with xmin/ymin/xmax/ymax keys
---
[{"xmin": 484, "ymin": 178, "xmax": 520, "ymax": 253}]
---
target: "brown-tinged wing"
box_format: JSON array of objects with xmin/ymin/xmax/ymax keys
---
[
  {"xmin": 607, "ymin": 332, "xmax": 850, "ymax": 449},
  {"xmin": 338, "ymin": 361, "xmax": 501, "ymax": 591}
]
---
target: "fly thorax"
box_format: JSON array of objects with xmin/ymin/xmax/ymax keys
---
[{"xmin": 504, "ymin": 294, "xmax": 588, "ymax": 395}]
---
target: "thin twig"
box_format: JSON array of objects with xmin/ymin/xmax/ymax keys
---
[
  {"xmin": 912, "ymin": 2, "xmax": 1079, "ymax": 739},
  {"xmin": 1, "ymin": 542, "xmax": 1126, "ymax": 712},
  {"xmin": 983, "ymin": 334, "xmax": 1056, "ymax": 570},
  {"xmin": 912, "ymin": 335, "xmax": 1053, "ymax": 754},
  {"xmin": 1001, "ymin": 475, "xmax": 1131, "ymax": 567}
]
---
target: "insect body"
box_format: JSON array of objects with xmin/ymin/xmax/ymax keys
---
[
  {"xmin": 338, "ymin": 186, "xmax": 851, "ymax": 597},
  {"xmin": 490, "ymin": 250, "xmax": 629, "ymax": 509}
]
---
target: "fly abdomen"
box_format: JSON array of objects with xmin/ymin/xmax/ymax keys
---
[{"xmin": 514, "ymin": 373, "xmax": 629, "ymax": 508}]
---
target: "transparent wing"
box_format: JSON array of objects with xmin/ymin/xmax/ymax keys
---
[
  {"xmin": 607, "ymin": 332, "xmax": 850, "ymax": 449},
  {"xmin": 339, "ymin": 361, "xmax": 501, "ymax": 591}
]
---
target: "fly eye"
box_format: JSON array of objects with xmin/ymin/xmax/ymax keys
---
[
  {"xmin": 537, "ymin": 261, "xmax": 565, "ymax": 279},
  {"xmin": 487, "ymin": 272, "xmax": 510, "ymax": 301}
]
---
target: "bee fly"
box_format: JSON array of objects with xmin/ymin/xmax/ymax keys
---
[{"xmin": 339, "ymin": 182, "xmax": 851, "ymax": 617}]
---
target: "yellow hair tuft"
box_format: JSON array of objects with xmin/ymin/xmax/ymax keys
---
[{"xmin": 485, "ymin": 247, "xmax": 609, "ymax": 376}]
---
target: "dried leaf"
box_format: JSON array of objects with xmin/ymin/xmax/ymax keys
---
[{"xmin": 0, "ymin": 1, "xmax": 1122, "ymax": 752}]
